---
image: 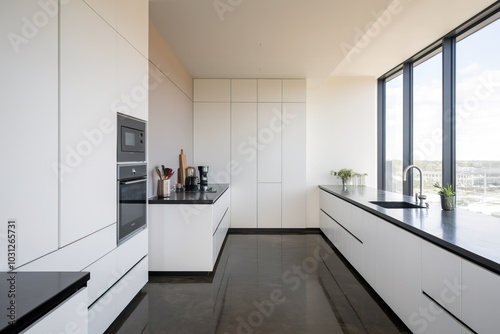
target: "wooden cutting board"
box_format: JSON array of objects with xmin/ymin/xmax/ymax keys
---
[{"xmin": 179, "ymin": 149, "xmax": 187, "ymax": 185}]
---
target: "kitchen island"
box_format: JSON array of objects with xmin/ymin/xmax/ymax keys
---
[
  {"xmin": 319, "ymin": 185, "xmax": 500, "ymax": 334},
  {"xmin": 0, "ymin": 271, "xmax": 89, "ymax": 334},
  {"xmin": 148, "ymin": 184, "xmax": 230, "ymax": 273}
]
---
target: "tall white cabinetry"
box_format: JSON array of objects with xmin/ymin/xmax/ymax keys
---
[
  {"xmin": 60, "ymin": 0, "xmax": 117, "ymax": 246},
  {"xmin": 193, "ymin": 79, "xmax": 306, "ymax": 229},
  {"xmin": 0, "ymin": 0, "xmax": 59, "ymax": 268}
]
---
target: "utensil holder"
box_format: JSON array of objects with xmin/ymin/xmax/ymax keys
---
[{"xmin": 158, "ymin": 179, "xmax": 171, "ymax": 197}]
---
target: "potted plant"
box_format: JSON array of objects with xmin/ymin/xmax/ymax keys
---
[
  {"xmin": 331, "ymin": 168, "xmax": 353, "ymax": 190},
  {"xmin": 433, "ymin": 182, "xmax": 456, "ymax": 211}
]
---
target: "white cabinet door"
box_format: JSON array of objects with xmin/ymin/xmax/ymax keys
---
[
  {"xmin": 257, "ymin": 103, "xmax": 282, "ymax": 182},
  {"xmin": 0, "ymin": 0, "xmax": 59, "ymax": 267},
  {"xmin": 361, "ymin": 212, "xmax": 377, "ymax": 288},
  {"xmin": 414, "ymin": 293, "xmax": 462, "ymax": 334},
  {"xmin": 60, "ymin": 0, "xmax": 117, "ymax": 246},
  {"xmin": 231, "ymin": 79, "xmax": 257, "ymax": 102},
  {"xmin": 257, "ymin": 79, "xmax": 282, "ymax": 102},
  {"xmin": 231, "ymin": 103, "xmax": 257, "ymax": 228},
  {"xmin": 116, "ymin": 35, "xmax": 149, "ymax": 121},
  {"xmin": 282, "ymin": 103, "xmax": 306, "ymax": 228},
  {"xmin": 461, "ymin": 260, "xmax": 500, "ymax": 333},
  {"xmin": 375, "ymin": 218, "xmax": 396, "ymax": 307},
  {"xmin": 116, "ymin": 0, "xmax": 148, "ymax": 58},
  {"xmin": 421, "ymin": 240, "xmax": 462, "ymax": 319},
  {"xmin": 393, "ymin": 228, "xmax": 421, "ymax": 331},
  {"xmin": 194, "ymin": 79, "xmax": 231, "ymax": 102},
  {"xmin": 257, "ymin": 183, "xmax": 282, "ymax": 228},
  {"xmin": 349, "ymin": 204, "xmax": 363, "ymax": 241},
  {"xmin": 83, "ymin": 0, "xmax": 117, "ymax": 27},
  {"xmin": 194, "ymin": 103, "xmax": 231, "ymax": 183}
]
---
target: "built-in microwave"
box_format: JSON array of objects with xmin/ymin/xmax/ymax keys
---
[{"xmin": 117, "ymin": 114, "xmax": 146, "ymax": 163}]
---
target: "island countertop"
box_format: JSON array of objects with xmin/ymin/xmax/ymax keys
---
[
  {"xmin": 319, "ymin": 185, "xmax": 500, "ymax": 275},
  {"xmin": 0, "ymin": 271, "xmax": 89, "ymax": 334},
  {"xmin": 149, "ymin": 184, "xmax": 229, "ymax": 205}
]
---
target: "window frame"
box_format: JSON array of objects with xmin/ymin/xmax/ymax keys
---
[{"xmin": 377, "ymin": 3, "xmax": 500, "ymax": 195}]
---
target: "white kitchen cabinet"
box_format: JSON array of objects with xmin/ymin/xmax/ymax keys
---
[
  {"xmin": 283, "ymin": 79, "xmax": 307, "ymax": 102},
  {"xmin": 319, "ymin": 210, "xmax": 331, "ymax": 241},
  {"xmin": 361, "ymin": 211, "xmax": 377, "ymax": 288},
  {"xmin": 349, "ymin": 204, "xmax": 363, "ymax": 241},
  {"xmin": 330, "ymin": 214, "xmax": 343, "ymax": 251},
  {"xmin": 0, "ymin": 0, "xmax": 59, "ymax": 268},
  {"xmin": 194, "ymin": 79, "xmax": 231, "ymax": 102},
  {"xmin": 258, "ymin": 79, "xmax": 282, "ymax": 102},
  {"xmin": 416, "ymin": 293, "xmax": 463, "ymax": 334},
  {"xmin": 375, "ymin": 217, "xmax": 396, "ymax": 307},
  {"xmin": 116, "ymin": 35, "xmax": 149, "ymax": 121},
  {"xmin": 393, "ymin": 228, "xmax": 421, "ymax": 331},
  {"xmin": 88, "ymin": 257, "xmax": 147, "ymax": 334},
  {"xmin": 282, "ymin": 103, "xmax": 306, "ymax": 228},
  {"xmin": 83, "ymin": 0, "xmax": 117, "ymax": 27},
  {"xmin": 59, "ymin": 0, "xmax": 117, "ymax": 246},
  {"xmin": 194, "ymin": 102, "xmax": 231, "ymax": 183},
  {"xmin": 231, "ymin": 79, "xmax": 257, "ymax": 102},
  {"xmin": 17, "ymin": 224, "xmax": 116, "ymax": 272},
  {"xmin": 116, "ymin": 0, "xmax": 148, "ymax": 58},
  {"xmin": 461, "ymin": 259, "xmax": 500, "ymax": 333},
  {"xmin": 345, "ymin": 231, "xmax": 363, "ymax": 272},
  {"xmin": 23, "ymin": 288, "xmax": 88, "ymax": 334},
  {"xmin": 421, "ymin": 240, "xmax": 462, "ymax": 319},
  {"xmin": 258, "ymin": 183, "xmax": 282, "ymax": 228},
  {"xmin": 230, "ymin": 103, "xmax": 257, "ymax": 228},
  {"xmin": 148, "ymin": 189, "xmax": 230, "ymax": 271},
  {"xmin": 257, "ymin": 103, "xmax": 282, "ymax": 182}
]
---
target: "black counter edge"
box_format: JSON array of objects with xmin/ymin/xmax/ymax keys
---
[
  {"xmin": 3, "ymin": 272, "xmax": 90, "ymax": 334},
  {"xmin": 319, "ymin": 186, "xmax": 500, "ymax": 276},
  {"xmin": 149, "ymin": 185, "xmax": 229, "ymax": 205}
]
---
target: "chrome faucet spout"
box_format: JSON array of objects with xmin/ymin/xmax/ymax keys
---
[{"xmin": 403, "ymin": 165, "xmax": 427, "ymax": 205}]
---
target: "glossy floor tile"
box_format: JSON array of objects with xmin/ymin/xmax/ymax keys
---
[{"xmin": 105, "ymin": 234, "xmax": 411, "ymax": 334}]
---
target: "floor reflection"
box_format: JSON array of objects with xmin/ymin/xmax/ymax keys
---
[{"xmin": 106, "ymin": 234, "xmax": 410, "ymax": 334}]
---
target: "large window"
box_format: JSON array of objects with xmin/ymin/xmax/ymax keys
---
[
  {"xmin": 385, "ymin": 74, "xmax": 403, "ymax": 193},
  {"xmin": 456, "ymin": 19, "xmax": 500, "ymax": 216},
  {"xmin": 412, "ymin": 52, "xmax": 443, "ymax": 202},
  {"xmin": 378, "ymin": 6, "xmax": 500, "ymax": 217}
]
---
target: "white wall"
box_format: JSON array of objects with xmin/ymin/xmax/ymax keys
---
[
  {"xmin": 306, "ymin": 76, "xmax": 377, "ymax": 227},
  {"xmin": 148, "ymin": 24, "xmax": 193, "ymax": 196}
]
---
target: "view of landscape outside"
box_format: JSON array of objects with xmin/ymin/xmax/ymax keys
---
[
  {"xmin": 385, "ymin": 18, "xmax": 500, "ymax": 217},
  {"xmin": 456, "ymin": 19, "xmax": 500, "ymax": 217},
  {"xmin": 385, "ymin": 75, "xmax": 403, "ymax": 194}
]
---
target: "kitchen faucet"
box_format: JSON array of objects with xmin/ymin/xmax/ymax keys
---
[{"xmin": 403, "ymin": 165, "xmax": 427, "ymax": 206}]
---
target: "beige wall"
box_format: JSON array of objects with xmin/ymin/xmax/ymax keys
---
[
  {"xmin": 148, "ymin": 23, "xmax": 193, "ymax": 196},
  {"xmin": 306, "ymin": 76, "xmax": 377, "ymax": 227}
]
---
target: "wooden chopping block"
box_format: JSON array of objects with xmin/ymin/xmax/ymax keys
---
[{"xmin": 179, "ymin": 149, "xmax": 187, "ymax": 185}]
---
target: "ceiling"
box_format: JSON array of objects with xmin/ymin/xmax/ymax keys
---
[{"xmin": 149, "ymin": 0, "xmax": 497, "ymax": 80}]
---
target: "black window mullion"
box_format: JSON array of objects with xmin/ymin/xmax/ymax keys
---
[
  {"xmin": 402, "ymin": 63, "xmax": 413, "ymax": 196},
  {"xmin": 377, "ymin": 78, "xmax": 386, "ymax": 190},
  {"xmin": 442, "ymin": 37, "xmax": 456, "ymax": 190}
]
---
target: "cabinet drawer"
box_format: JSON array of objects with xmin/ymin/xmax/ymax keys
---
[
  {"xmin": 213, "ymin": 189, "xmax": 230, "ymax": 233},
  {"xmin": 461, "ymin": 260, "xmax": 500, "ymax": 333},
  {"xmin": 421, "ymin": 240, "xmax": 462, "ymax": 319}
]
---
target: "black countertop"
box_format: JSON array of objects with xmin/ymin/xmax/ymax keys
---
[
  {"xmin": 0, "ymin": 271, "xmax": 90, "ymax": 334},
  {"xmin": 149, "ymin": 184, "xmax": 229, "ymax": 205},
  {"xmin": 319, "ymin": 185, "xmax": 500, "ymax": 275}
]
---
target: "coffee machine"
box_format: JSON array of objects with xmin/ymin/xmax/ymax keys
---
[
  {"xmin": 185, "ymin": 166, "xmax": 198, "ymax": 191},
  {"xmin": 198, "ymin": 166, "xmax": 209, "ymax": 191}
]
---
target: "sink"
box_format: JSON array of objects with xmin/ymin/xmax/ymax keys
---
[{"xmin": 369, "ymin": 201, "xmax": 424, "ymax": 209}]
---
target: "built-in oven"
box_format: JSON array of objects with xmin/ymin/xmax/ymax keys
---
[
  {"xmin": 117, "ymin": 163, "xmax": 147, "ymax": 244},
  {"xmin": 117, "ymin": 113, "xmax": 146, "ymax": 163}
]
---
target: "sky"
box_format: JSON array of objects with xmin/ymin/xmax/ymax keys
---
[{"xmin": 385, "ymin": 18, "xmax": 500, "ymax": 162}]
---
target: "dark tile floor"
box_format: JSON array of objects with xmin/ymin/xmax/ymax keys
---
[{"xmin": 105, "ymin": 234, "xmax": 411, "ymax": 334}]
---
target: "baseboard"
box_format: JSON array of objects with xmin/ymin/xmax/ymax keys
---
[{"xmin": 228, "ymin": 228, "xmax": 321, "ymax": 235}]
